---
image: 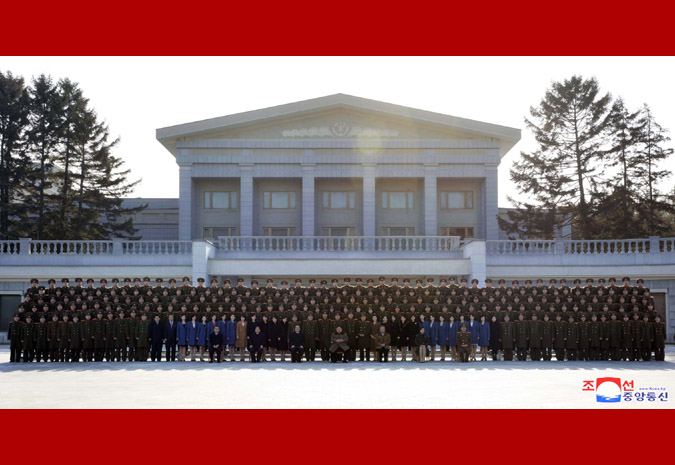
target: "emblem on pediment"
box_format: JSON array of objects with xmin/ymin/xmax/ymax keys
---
[{"xmin": 281, "ymin": 121, "xmax": 399, "ymax": 138}]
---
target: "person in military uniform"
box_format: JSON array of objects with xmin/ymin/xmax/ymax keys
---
[
  {"xmin": 114, "ymin": 310, "xmax": 128, "ymax": 361},
  {"xmin": 500, "ymin": 314, "xmax": 515, "ymax": 361},
  {"xmin": 301, "ymin": 313, "xmax": 318, "ymax": 361},
  {"xmin": 47, "ymin": 313, "xmax": 60, "ymax": 362},
  {"xmin": 565, "ymin": 315, "xmax": 579, "ymax": 361},
  {"xmin": 21, "ymin": 315, "xmax": 36, "ymax": 362},
  {"xmin": 515, "ymin": 314, "xmax": 529, "ymax": 361},
  {"xmin": 553, "ymin": 314, "xmax": 566, "ymax": 361},
  {"xmin": 620, "ymin": 313, "xmax": 634, "ymax": 361},
  {"xmin": 35, "ymin": 314, "xmax": 49, "ymax": 362},
  {"xmin": 457, "ymin": 324, "xmax": 472, "ymax": 363},
  {"xmin": 528, "ymin": 314, "xmax": 542, "ymax": 361},
  {"xmin": 609, "ymin": 313, "xmax": 622, "ymax": 361},
  {"xmin": 92, "ymin": 311, "xmax": 106, "ymax": 361},
  {"xmin": 57, "ymin": 314, "xmax": 70, "ymax": 362},
  {"xmin": 578, "ymin": 313, "xmax": 590, "ymax": 361},
  {"xmin": 289, "ymin": 324, "xmax": 304, "ymax": 363},
  {"xmin": 135, "ymin": 313, "xmax": 151, "ymax": 361},
  {"xmin": 541, "ymin": 313, "xmax": 554, "ymax": 361},
  {"xmin": 653, "ymin": 315, "xmax": 666, "ymax": 361},
  {"xmin": 357, "ymin": 313, "xmax": 372, "ymax": 361},
  {"xmin": 8, "ymin": 314, "xmax": 23, "ymax": 362},
  {"xmin": 317, "ymin": 312, "xmax": 332, "ymax": 361},
  {"xmin": 104, "ymin": 311, "xmax": 116, "ymax": 361},
  {"xmin": 638, "ymin": 314, "xmax": 653, "ymax": 361},
  {"xmin": 69, "ymin": 314, "xmax": 82, "ymax": 362}
]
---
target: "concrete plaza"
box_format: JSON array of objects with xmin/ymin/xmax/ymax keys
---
[{"xmin": 1, "ymin": 346, "xmax": 673, "ymax": 409}]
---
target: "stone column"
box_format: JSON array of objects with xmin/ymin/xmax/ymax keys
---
[
  {"xmin": 239, "ymin": 162, "xmax": 254, "ymax": 237},
  {"xmin": 485, "ymin": 163, "xmax": 499, "ymax": 240},
  {"xmin": 178, "ymin": 164, "xmax": 193, "ymax": 240},
  {"xmin": 362, "ymin": 163, "xmax": 376, "ymax": 237},
  {"xmin": 462, "ymin": 240, "xmax": 486, "ymax": 286},
  {"xmin": 424, "ymin": 164, "xmax": 438, "ymax": 236},
  {"xmin": 301, "ymin": 150, "xmax": 315, "ymax": 237}
]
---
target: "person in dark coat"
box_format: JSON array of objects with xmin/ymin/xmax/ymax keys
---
[
  {"xmin": 289, "ymin": 324, "xmax": 304, "ymax": 363},
  {"xmin": 163, "ymin": 314, "xmax": 177, "ymax": 361},
  {"xmin": 208, "ymin": 326, "xmax": 224, "ymax": 363},
  {"xmin": 477, "ymin": 315, "xmax": 491, "ymax": 361},
  {"xmin": 8, "ymin": 314, "xmax": 22, "ymax": 362},
  {"xmin": 225, "ymin": 313, "xmax": 237, "ymax": 361},
  {"xmin": 177, "ymin": 314, "xmax": 189, "ymax": 361},
  {"xmin": 35, "ymin": 314, "xmax": 49, "ymax": 362},
  {"xmin": 149, "ymin": 315, "xmax": 164, "ymax": 362},
  {"xmin": 414, "ymin": 327, "xmax": 429, "ymax": 363},
  {"xmin": 500, "ymin": 314, "xmax": 516, "ymax": 361},
  {"xmin": 21, "ymin": 315, "xmax": 36, "ymax": 362},
  {"xmin": 248, "ymin": 325, "xmax": 265, "ymax": 363},
  {"xmin": 488, "ymin": 315, "xmax": 501, "ymax": 361}
]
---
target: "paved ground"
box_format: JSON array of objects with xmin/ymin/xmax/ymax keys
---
[{"xmin": 1, "ymin": 346, "xmax": 673, "ymax": 408}]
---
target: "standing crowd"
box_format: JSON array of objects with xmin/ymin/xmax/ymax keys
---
[{"xmin": 6, "ymin": 275, "xmax": 669, "ymax": 364}]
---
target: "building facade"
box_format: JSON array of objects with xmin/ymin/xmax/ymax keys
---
[{"xmin": 1, "ymin": 95, "xmax": 674, "ymax": 341}]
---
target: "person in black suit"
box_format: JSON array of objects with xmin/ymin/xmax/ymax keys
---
[
  {"xmin": 289, "ymin": 324, "xmax": 304, "ymax": 363},
  {"xmin": 149, "ymin": 315, "xmax": 164, "ymax": 362},
  {"xmin": 163, "ymin": 314, "xmax": 177, "ymax": 362},
  {"xmin": 248, "ymin": 325, "xmax": 265, "ymax": 363},
  {"xmin": 209, "ymin": 326, "xmax": 224, "ymax": 363}
]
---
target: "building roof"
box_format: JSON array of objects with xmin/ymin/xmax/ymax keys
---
[{"xmin": 156, "ymin": 93, "xmax": 521, "ymax": 157}]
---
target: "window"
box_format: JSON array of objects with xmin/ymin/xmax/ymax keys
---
[
  {"xmin": 441, "ymin": 227, "xmax": 474, "ymax": 239},
  {"xmin": 204, "ymin": 191, "xmax": 237, "ymax": 209},
  {"xmin": 381, "ymin": 227, "xmax": 415, "ymax": 236},
  {"xmin": 440, "ymin": 191, "xmax": 473, "ymax": 210},
  {"xmin": 263, "ymin": 191, "xmax": 296, "ymax": 209},
  {"xmin": 382, "ymin": 191, "xmax": 414, "ymax": 209},
  {"xmin": 322, "ymin": 191, "xmax": 355, "ymax": 209},
  {"xmin": 262, "ymin": 227, "xmax": 296, "ymax": 236},
  {"xmin": 203, "ymin": 227, "xmax": 237, "ymax": 239},
  {"xmin": 322, "ymin": 227, "xmax": 356, "ymax": 236}
]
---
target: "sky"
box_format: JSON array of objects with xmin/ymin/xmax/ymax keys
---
[{"xmin": 1, "ymin": 56, "xmax": 674, "ymax": 207}]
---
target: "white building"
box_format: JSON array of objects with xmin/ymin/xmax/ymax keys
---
[{"xmin": 0, "ymin": 94, "xmax": 674, "ymax": 341}]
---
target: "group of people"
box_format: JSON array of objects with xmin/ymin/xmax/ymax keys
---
[{"xmin": 6, "ymin": 275, "xmax": 669, "ymax": 364}]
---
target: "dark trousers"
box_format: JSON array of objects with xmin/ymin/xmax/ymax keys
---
[
  {"xmin": 555, "ymin": 348, "xmax": 565, "ymax": 361},
  {"xmin": 82, "ymin": 349, "xmax": 93, "ymax": 362},
  {"xmin": 150, "ymin": 341, "xmax": 163, "ymax": 361},
  {"xmin": 490, "ymin": 348, "xmax": 499, "ymax": 360},
  {"xmin": 128, "ymin": 346, "xmax": 136, "ymax": 361},
  {"xmin": 360, "ymin": 348, "xmax": 371, "ymax": 361},
  {"xmin": 58, "ymin": 348, "xmax": 70, "ymax": 362},
  {"xmin": 115, "ymin": 347, "xmax": 127, "ymax": 361},
  {"xmin": 105, "ymin": 348, "xmax": 115, "ymax": 361},
  {"xmin": 165, "ymin": 342, "xmax": 176, "ymax": 361},
  {"xmin": 530, "ymin": 348, "xmax": 541, "ymax": 361},
  {"xmin": 542, "ymin": 346, "xmax": 552, "ymax": 361},
  {"xmin": 642, "ymin": 349, "xmax": 652, "ymax": 361},
  {"xmin": 610, "ymin": 347, "xmax": 620, "ymax": 361},
  {"xmin": 136, "ymin": 347, "xmax": 149, "ymax": 361},
  {"xmin": 10, "ymin": 346, "xmax": 22, "ymax": 362},
  {"xmin": 69, "ymin": 349, "xmax": 80, "ymax": 361},
  {"xmin": 458, "ymin": 347, "xmax": 470, "ymax": 362},
  {"xmin": 23, "ymin": 348, "xmax": 35, "ymax": 362},
  {"xmin": 567, "ymin": 349, "xmax": 577, "ymax": 361},
  {"xmin": 94, "ymin": 348, "xmax": 105, "ymax": 361},
  {"xmin": 578, "ymin": 348, "xmax": 588, "ymax": 361},
  {"xmin": 36, "ymin": 347, "xmax": 48, "ymax": 362},
  {"xmin": 304, "ymin": 348, "xmax": 316, "ymax": 361},
  {"xmin": 209, "ymin": 346, "xmax": 222, "ymax": 362},
  {"xmin": 349, "ymin": 348, "xmax": 356, "ymax": 361},
  {"xmin": 376, "ymin": 347, "xmax": 389, "ymax": 362},
  {"xmin": 588, "ymin": 347, "xmax": 599, "ymax": 361},
  {"xmin": 249, "ymin": 348, "xmax": 263, "ymax": 362},
  {"xmin": 654, "ymin": 345, "xmax": 665, "ymax": 361},
  {"xmin": 291, "ymin": 348, "xmax": 303, "ymax": 362},
  {"xmin": 516, "ymin": 348, "xmax": 527, "ymax": 361},
  {"xmin": 620, "ymin": 348, "xmax": 632, "ymax": 361},
  {"xmin": 49, "ymin": 348, "xmax": 59, "ymax": 361},
  {"xmin": 330, "ymin": 350, "xmax": 347, "ymax": 363},
  {"xmin": 320, "ymin": 347, "xmax": 330, "ymax": 361},
  {"xmin": 503, "ymin": 349, "xmax": 513, "ymax": 361}
]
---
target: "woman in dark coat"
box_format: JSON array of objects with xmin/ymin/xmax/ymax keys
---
[
  {"xmin": 277, "ymin": 317, "xmax": 289, "ymax": 361},
  {"xmin": 390, "ymin": 315, "xmax": 401, "ymax": 361},
  {"xmin": 488, "ymin": 315, "xmax": 502, "ymax": 361},
  {"xmin": 399, "ymin": 315, "xmax": 411, "ymax": 361},
  {"xmin": 267, "ymin": 315, "xmax": 282, "ymax": 361},
  {"xmin": 408, "ymin": 315, "xmax": 420, "ymax": 361},
  {"xmin": 477, "ymin": 315, "xmax": 491, "ymax": 361}
]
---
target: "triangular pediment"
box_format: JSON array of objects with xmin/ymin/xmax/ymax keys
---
[{"xmin": 157, "ymin": 93, "xmax": 520, "ymax": 155}]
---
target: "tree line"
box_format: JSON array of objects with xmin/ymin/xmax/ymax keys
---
[
  {"xmin": 0, "ymin": 71, "xmax": 143, "ymax": 240},
  {"xmin": 500, "ymin": 75, "xmax": 674, "ymax": 240}
]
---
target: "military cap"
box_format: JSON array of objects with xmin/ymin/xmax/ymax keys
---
[
  {"xmin": 581, "ymin": 313, "xmax": 587, "ymax": 319},
  {"xmin": 598, "ymin": 278, "xmax": 606, "ymax": 283},
  {"xmin": 61, "ymin": 278, "xmax": 69, "ymax": 283},
  {"xmin": 25, "ymin": 315, "xmax": 32, "ymax": 320},
  {"xmin": 471, "ymin": 278, "xmax": 479, "ymax": 284},
  {"xmin": 331, "ymin": 278, "xmax": 339, "ymax": 283},
  {"xmin": 378, "ymin": 276, "xmax": 386, "ymax": 281},
  {"xmin": 13, "ymin": 313, "xmax": 20, "ymax": 318},
  {"xmin": 111, "ymin": 278, "xmax": 119, "ymax": 283},
  {"xmin": 655, "ymin": 314, "xmax": 661, "ymax": 320},
  {"xmin": 197, "ymin": 277, "xmax": 205, "ymax": 283},
  {"xmin": 498, "ymin": 279, "xmax": 506, "ymax": 284},
  {"xmin": 133, "ymin": 277, "xmax": 141, "ymax": 283},
  {"xmin": 355, "ymin": 277, "xmax": 363, "ymax": 282},
  {"xmin": 251, "ymin": 279, "xmax": 259, "ymax": 285},
  {"xmin": 344, "ymin": 278, "xmax": 351, "ymax": 283},
  {"xmin": 416, "ymin": 279, "xmax": 423, "ymax": 284},
  {"xmin": 622, "ymin": 276, "xmax": 630, "ymax": 282},
  {"xmin": 608, "ymin": 277, "xmax": 617, "ymax": 283},
  {"xmin": 637, "ymin": 278, "xmax": 644, "ymax": 284},
  {"xmin": 426, "ymin": 277, "xmax": 434, "ymax": 283},
  {"xmin": 366, "ymin": 278, "xmax": 374, "ymax": 283},
  {"xmin": 236, "ymin": 277, "xmax": 244, "ymax": 283},
  {"xmin": 460, "ymin": 278, "xmax": 467, "ymax": 283},
  {"xmin": 308, "ymin": 279, "xmax": 316, "ymax": 283},
  {"xmin": 536, "ymin": 279, "xmax": 543, "ymax": 283},
  {"xmin": 75, "ymin": 277, "xmax": 83, "ymax": 283},
  {"xmin": 485, "ymin": 278, "xmax": 492, "ymax": 283},
  {"xmin": 85, "ymin": 278, "xmax": 94, "ymax": 284},
  {"xmin": 168, "ymin": 278, "xmax": 176, "ymax": 284},
  {"xmin": 47, "ymin": 278, "xmax": 55, "ymax": 284},
  {"xmin": 295, "ymin": 278, "xmax": 303, "ymax": 283},
  {"xmin": 560, "ymin": 278, "xmax": 567, "ymax": 283},
  {"xmin": 267, "ymin": 279, "xmax": 274, "ymax": 283},
  {"xmin": 182, "ymin": 276, "xmax": 190, "ymax": 282},
  {"xmin": 209, "ymin": 278, "xmax": 217, "ymax": 284},
  {"xmin": 107, "ymin": 311, "xmax": 113, "ymax": 316},
  {"xmin": 96, "ymin": 309, "xmax": 103, "ymax": 314},
  {"xmin": 440, "ymin": 277, "xmax": 447, "ymax": 283},
  {"xmin": 586, "ymin": 278, "xmax": 593, "ymax": 283},
  {"xmin": 511, "ymin": 280, "xmax": 519, "ymax": 285},
  {"xmin": 156, "ymin": 278, "xmax": 163, "ymax": 283},
  {"xmin": 391, "ymin": 277, "xmax": 399, "ymax": 282},
  {"xmin": 573, "ymin": 279, "xmax": 581, "ymax": 284},
  {"xmin": 100, "ymin": 278, "xmax": 107, "ymax": 284},
  {"xmin": 280, "ymin": 280, "xmax": 288, "ymax": 285},
  {"xmin": 223, "ymin": 279, "xmax": 231, "ymax": 284},
  {"xmin": 30, "ymin": 278, "xmax": 39, "ymax": 284},
  {"xmin": 320, "ymin": 280, "xmax": 327, "ymax": 284},
  {"xmin": 525, "ymin": 279, "xmax": 532, "ymax": 284},
  {"xmin": 142, "ymin": 277, "xmax": 150, "ymax": 282}
]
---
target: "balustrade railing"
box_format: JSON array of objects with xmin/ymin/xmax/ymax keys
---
[
  {"xmin": 217, "ymin": 236, "xmax": 462, "ymax": 252},
  {"xmin": 0, "ymin": 239, "xmax": 192, "ymax": 255}
]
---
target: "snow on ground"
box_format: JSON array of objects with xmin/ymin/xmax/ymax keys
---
[{"xmin": 1, "ymin": 346, "xmax": 673, "ymax": 409}]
